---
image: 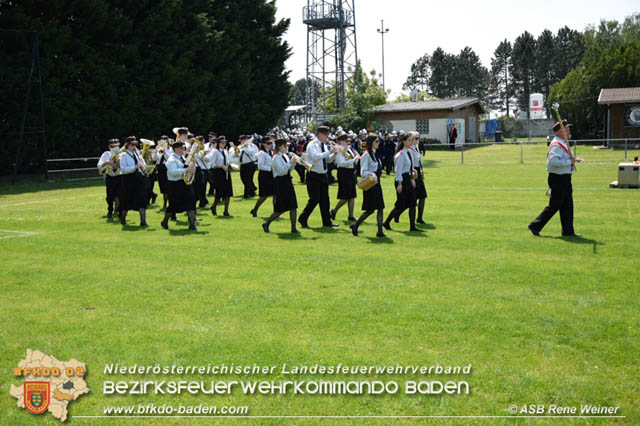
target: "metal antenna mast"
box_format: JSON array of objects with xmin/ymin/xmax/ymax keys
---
[{"xmin": 304, "ymin": 0, "xmax": 358, "ymax": 122}]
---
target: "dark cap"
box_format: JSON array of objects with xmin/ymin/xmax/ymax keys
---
[
  {"xmin": 552, "ymin": 120, "xmax": 571, "ymax": 132},
  {"xmin": 261, "ymin": 136, "xmax": 273, "ymax": 144},
  {"xmin": 217, "ymin": 135, "xmax": 227, "ymax": 143},
  {"xmin": 125, "ymin": 136, "xmax": 138, "ymax": 144},
  {"xmin": 177, "ymin": 128, "xmax": 189, "ymax": 136},
  {"xmin": 317, "ymin": 125, "xmax": 330, "ymax": 135},
  {"xmin": 239, "ymin": 134, "xmax": 250, "ymax": 140}
]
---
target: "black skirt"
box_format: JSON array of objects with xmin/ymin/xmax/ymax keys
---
[
  {"xmin": 157, "ymin": 163, "xmax": 168, "ymax": 194},
  {"xmin": 120, "ymin": 171, "xmax": 147, "ymax": 211},
  {"xmin": 167, "ymin": 179, "xmax": 196, "ymax": 213},
  {"xmin": 414, "ymin": 169, "xmax": 427, "ymax": 199},
  {"xmin": 394, "ymin": 173, "xmax": 417, "ymax": 210},
  {"xmin": 274, "ymin": 174, "xmax": 297, "ymax": 212},
  {"xmin": 212, "ymin": 168, "xmax": 233, "ymax": 198},
  {"xmin": 337, "ymin": 167, "xmax": 357, "ymax": 200},
  {"xmin": 361, "ymin": 174, "xmax": 384, "ymax": 211},
  {"xmin": 258, "ymin": 170, "xmax": 275, "ymax": 197}
]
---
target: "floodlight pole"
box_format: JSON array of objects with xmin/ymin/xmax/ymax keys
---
[{"xmin": 377, "ymin": 20, "xmax": 389, "ymax": 92}]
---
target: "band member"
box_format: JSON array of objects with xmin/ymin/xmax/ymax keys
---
[
  {"xmin": 250, "ymin": 136, "xmax": 275, "ymax": 217},
  {"xmin": 154, "ymin": 135, "xmax": 171, "ymax": 211},
  {"xmin": 238, "ymin": 134, "xmax": 258, "ymax": 198},
  {"xmin": 394, "ymin": 131, "xmax": 427, "ymax": 225},
  {"xmin": 118, "ymin": 136, "xmax": 148, "ymax": 227},
  {"xmin": 160, "ymin": 141, "xmax": 198, "ymax": 231},
  {"xmin": 294, "ymin": 131, "xmax": 306, "ymax": 183},
  {"xmin": 210, "ymin": 136, "xmax": 233, "ymax": 216},
  {"xmin": 139, "ymin": 139, "xmax": 158, "ymax": 206},
  {"xmin": 194, "ymin": 135, "xmax": 209, "ymax": 208},
  {"xmin": 330, "ymin": 133, "xmax": 359, "ymax": 221},
  {"xmin": 298, "ymin": 126, "xmax": 340, "ymax": 228},
  {"xmin": 384, "ymin": 131, "xmax": 397, "ymax": 175},
  {"xmin": 383, "ymin": 133, "xmax": 419, "ymax": 231},
  {"xmin": 206, "ymin": 132, "xmax": 217, "ymax": 197},
  {"xmin": 262, "ymin": 138, "xmax": 301, "ymax": 234},
  {"xmin": 350, "ymin": 134, "xmax": 386, "ymax": 237},
  {"xmin": 448, "ymin": 123, "xmax": 457, "ymax": 150},
  {"xmin": 97, "ymin": 138, "xmax": 122, "ymax": 219},
  {"xmin": 528, "ymin": 120, "xmax": 583, "ymax": 237}
]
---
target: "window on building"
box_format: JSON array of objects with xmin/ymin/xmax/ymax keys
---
[{"xmin": 416, "ymin": 119, "xmax": 429, "ymax": 134}]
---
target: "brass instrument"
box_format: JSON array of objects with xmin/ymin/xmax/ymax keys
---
[
  {"xmin": 290, "ymin": 153, "xmax": 314, "ymax": 171},
  {"xmin": 99, "ymin": 147, "xmax": 123, "ymax": 176},
  {"xmin": 140, "ymin": 138, "xmax": 156, "ymax": 176},
  {"xmin": 183, "ymin": 140, "xmax": 201, "ymax": 185}
]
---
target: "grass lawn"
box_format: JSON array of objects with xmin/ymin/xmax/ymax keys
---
[{"xmin": 1, "ymin": 144, "xmax": 638, "ymax": 425}]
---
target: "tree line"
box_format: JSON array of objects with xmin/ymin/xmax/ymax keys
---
[
  {"xmin": 402, "ymin": 26, "xmax": 586, "ymax": 116},
  {"xmin": 0, "ymin": 0, "xmax": 291, "ymax": 175}
]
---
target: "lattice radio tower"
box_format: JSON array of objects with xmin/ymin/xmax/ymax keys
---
[{"xmin": 303, "ymin": 0, "xmax": 358, "ymax": 120}]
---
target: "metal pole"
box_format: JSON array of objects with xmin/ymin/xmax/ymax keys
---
[
  {"xmin": 520, "ymin": 141, "xmax": 524, "ymax": 163},
  {"xmin": 625, "ymin": 139, "xmax": 628, "ymax": 160},
  {"xmin": 377, "ymin": 20, "xmax": 389, "ymax": 92},
  {"xmin": 461, "ymin": 143, "xmax": 464, "ymax": 164},
  {"xmin": 35, "ymin": 33, "xmax": 48, "ymax": 181}
]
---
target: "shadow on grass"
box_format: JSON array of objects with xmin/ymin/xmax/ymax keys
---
[
  {"xmin": 396, "ymin": 229, "xmax": 428, "ymax": 237},
  {"xmin": 417, "ymin": 222, "xmax": 436, "ymax": 230},
  {"xmin": 365, "ymin": 235, "xmax": 394, "ymax": 244},
  {"xmin": 276, "ymin": 232, "xmax": 309, "ymax": 240},
  {"xmin": 168, "ymin": 229, "xmax": 209, "ymax": 236},
  {"xmin": 542, "ymin": 235, "xmax": 602, "ymax": 253},
  {"xmin": 311, "ymin": 226, "xmax": 349, "ymax": 234}
]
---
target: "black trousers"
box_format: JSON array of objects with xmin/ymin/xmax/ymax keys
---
[
  {"xmin": 105, "ymin": 175, "xmax": 120, "ymax": 214},
  {"xmin": 300, "ymin": 171, "xmax": 331, "ymax": 225},
  {"xmin": 384, "ymin": 154, "xmax": 393, "ymax": 174},
  {"xmin": 530, "ymin": 173, "xmax": 574, "ymax": 235},
  {"xmin": 206, "ymin": 169, "xmax": 215, "ymax": 196},
  {"xmin": 294, "ymin": 164, "xmax": 306, "ymax": 183},
  {"xmin": 240, "ymin": 163, "xmax": 257, "ymax": 197}
]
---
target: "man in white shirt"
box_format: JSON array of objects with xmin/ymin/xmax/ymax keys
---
[
  {"xmin": 298, "ymin": 126, "xmax": 340, "ymax": 228},
  {"xmin": 239, "ymin": 135, "xmax": 259, "ymax": 198},
  {"xmin": 528, "ymin": 120, "xmax": 583, "ymax": 237}
]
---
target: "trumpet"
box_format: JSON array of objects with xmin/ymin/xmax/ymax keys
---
[{"xmin": 290, "ymin": 153, "xmax": 314, "ymax": 171}]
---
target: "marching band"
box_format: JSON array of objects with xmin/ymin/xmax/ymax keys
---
[{"xmin": 96, "ymin": 125, "xmax": 431, "ymax": 237}]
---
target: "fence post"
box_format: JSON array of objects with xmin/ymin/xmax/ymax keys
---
[
  {"xmin": 461, "ymin": 143, "xmax": 464, "ymax": 165},
  {"xmin": 625, "ymin": 139, "xmax": 628, "ymax": 160},
  {"xmin": 573, "ymin": 140, "xmax": 577, "ymax": 158},
  {"xmin": 520, "ymin": 141, "xmax": 524, "ymax": 163}
]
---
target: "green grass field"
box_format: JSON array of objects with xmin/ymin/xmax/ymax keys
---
[{"xmin": 1, "ymin": 144, "xmax": 639, "ymax": 425}]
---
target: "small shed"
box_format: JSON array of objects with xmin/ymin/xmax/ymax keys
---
[
  {"xmin": 598, "ymin": 88, "xmax": 640, "ymax": 144},
  {"xmin": 371, "ymin": 97, "xmax": 484, "ymax": 144}
]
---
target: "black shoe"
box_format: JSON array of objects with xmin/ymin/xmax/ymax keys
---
[
  {"xmin": 416, "ymin": 219, "xmax": 426, "ymax": 224},
  {"xmin": 161, "ymin": 220, "xmax": 169, "ymax": 229},
  {"xmin": 528, "ymin": 224, "xmax": 540, "ymax": 236},
  {"xmin": 210, "ymin": 206, "xmax": 217, "ymax": 216},
  {"xmin": 189, "ymin": 225, "xmax": 198, "ymax": 231},
  {"xmin": 262, "ymin": 223, "xmax": 270, "ymax": 233},
  {"xmin": 120, "ymin": 216, "xmax": 126, "ymax": 225},
  {"xmin": 298, "ymin": 218, "xmax": 309, "ymax": 228},
  {"xmin": 376, "ymin": 231, "xmax": 386, "ymax": 238},
  {"xmin": 562, "ymin": 233, "xmax": 582, "ymax": 238},
  {"xmin": 330, "ymin": 209, "xmax": 336, "ymax": 220},
  {"xmin": 171, "ymin": 214, "xmax": 177, "ymax": 221},
  {"xmin": 107, "ymin": 212, "xmax": 113, "ymax": 219},
  {"xmin": 383, "ymin": 222, "xmax": 392, "ymax": 231},
  {"xmin": 151, "ymin": 194, "xmax": 158, "ymax": 203},
  {"xmin": 324, "ymin": 222, "xmax": 339, "ymax": 227},
  {"xmin": 250, "ymin": 209, "xmax": 257, "ymax": 217},
  {"xmin": 394, "ymin": 216, "xmax": 399, "ymax": 223},
  {"xmin": 409, "ymin": 227, "xmax": 423, "ymax": 232},
  {"xmin": 350, "ymin": 223, "xmax": 358, "ymax": 236},
  {"xmin": 291, "ymin": 229, "xmax": 302, "ymax": 234},
  {"xmin": 347, "ymin": 216, "xmax": 357, "ymax": 221},
  {"xmin": 223, "ymin": 211, "xmax": 231, "ymax": 217},
  {"xmin": 140, "ymin": 222, "xmax": 148, "ymax": 228},
  {"xmin": 199, "ymin": 202, "xmax": 207, "ymax": 208}
]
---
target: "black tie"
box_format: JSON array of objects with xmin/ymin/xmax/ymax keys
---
[
  {"xmin": 180, "ymin": 156, "xmax": 185, "ymax": 165},
  {"xmin": 319, "ymin": 142, "xmax": 327, "ymax": 171},
  {"xmin": 222, "ymin": 150, "xmax": 226, "ymax": 165},
  {"xmin": 283, "ymin": 153, "xmax": 289, "ymax": 163}
]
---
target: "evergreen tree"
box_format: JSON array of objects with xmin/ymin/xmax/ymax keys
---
[
  {"xmin": 488, "ymin": 39, "xmax": 513, "ymax": 116},
  {"xmin": 511, "ymin": 31, "xmax": 537, "ymax": 115}
]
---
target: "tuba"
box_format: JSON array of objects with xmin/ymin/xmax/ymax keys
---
[
  {"xmin": 99, "ymin": 147, "xmax": 124, "ymax": 177},
  {"xmin": 140, "ymin": 138, "xmax": 156, "ymax": 176},
  {"xmin": 183, "ymin": 140, "xmax": 201, "ymax": 185}
]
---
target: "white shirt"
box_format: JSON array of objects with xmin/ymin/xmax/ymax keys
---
[
  {"xmin": 119, "ymin": 149, "xmax": 145, "ymax": 175},
  {"xmin": 547, "ymin": 136, "xmax": 573, "ymax": 174},
  {"xmin": 360, "ymin": 150, "xmax": 380, "ymax": 178},
  {"xmin": 239, "ymin": 142, "xmax": 258, "ymax": 164},
  {"xmin": 409, "ymin": 146, "xmax": 422, "ymax": 170},
  {"xmin": 305, "ymin": 139, "xmax": 335, "ymax": 174},
  {"xmin": 394, "ymin": 147, "xmax": 413, "ymax": 181},
  {"xmin": 335, "ymin": 147, "xmax": 356, "ymax": 169},
  {"xmin": 212, "ymin": 149, "xmax": 228, "ymax": 168},
  {"xmin": 257, "ymin": 150, "xmax": 272, "ymax": 171},
  {"xmin": 166, "ymin": 152, "xmax": 187, "ymax": 181},
  {"xmin": 272, "ymin": 152, "xmax": 295, "ymax": 177},
  {"xmin": 97, "ymin": 151, "xmax": 114, "ymax": 169}
]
